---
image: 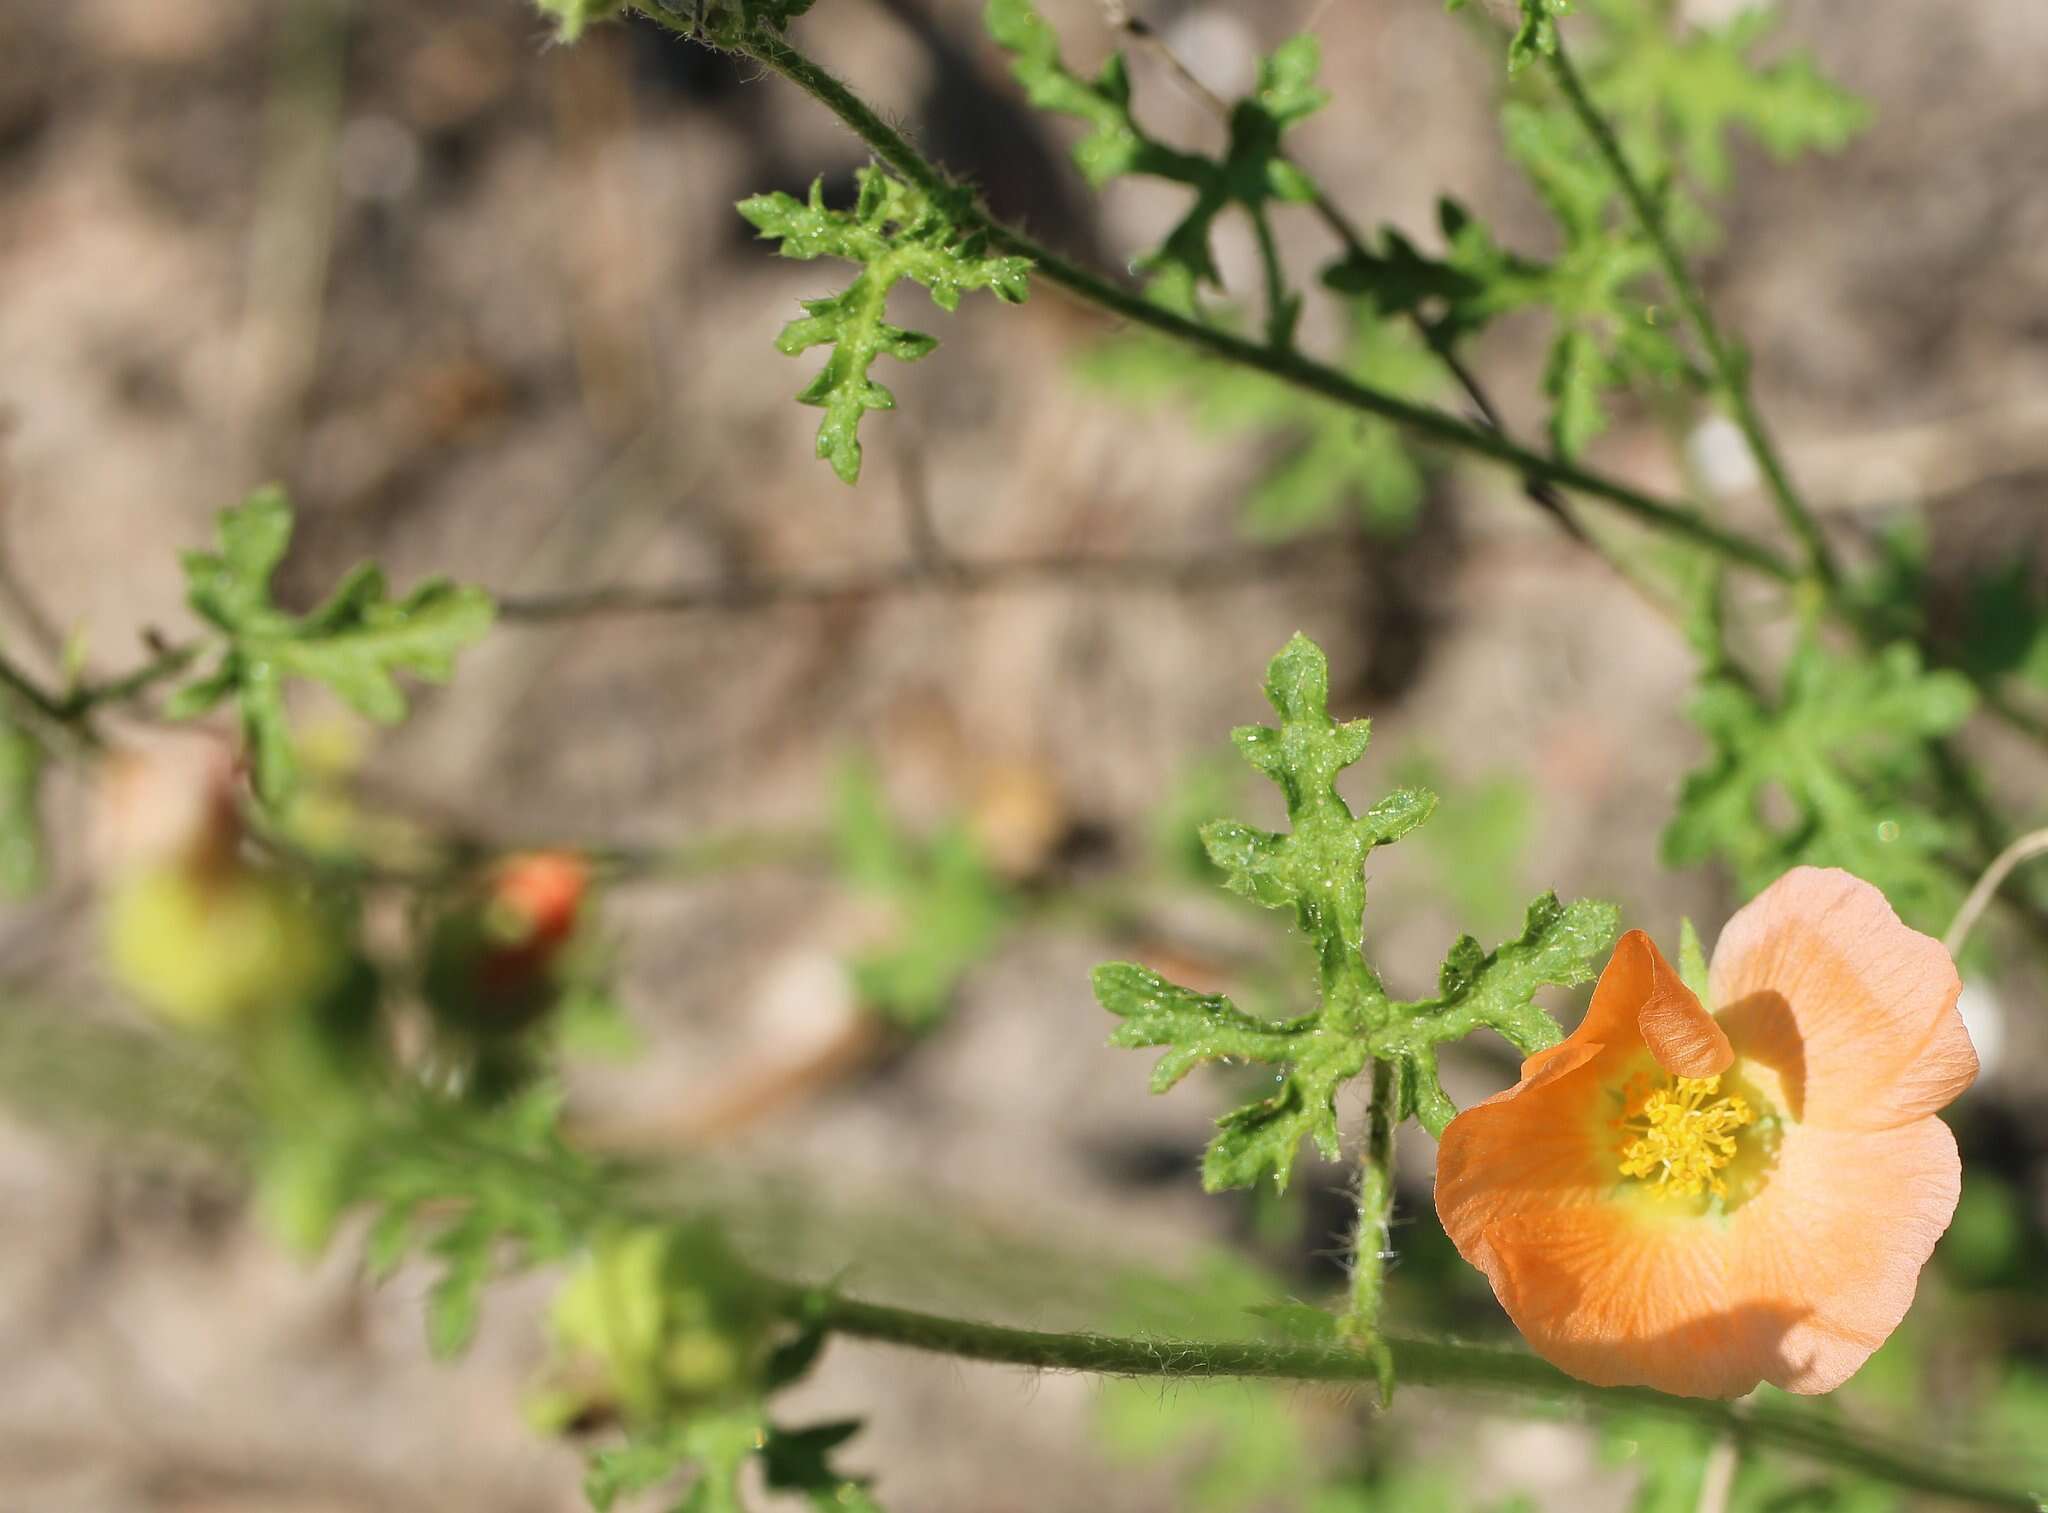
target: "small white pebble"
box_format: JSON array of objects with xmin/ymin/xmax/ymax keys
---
[{"xmin": 1687, "ymin": 414, "xmax": 1761, "ymax": 496}]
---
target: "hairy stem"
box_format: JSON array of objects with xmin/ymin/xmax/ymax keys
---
[
  {"xmin": 384, "ymin": 1097, "xmax": 2041, "ymax": 1511},
  {"xmin": 773, "ymin": 1285, "xmax": 2038, "ymax": 1509},
  {"xmin": 1345, "ymin": 1058, "xmax": 1396, "ymax": 1338}
]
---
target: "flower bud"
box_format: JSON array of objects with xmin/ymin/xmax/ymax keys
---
[
  {"xmin": 105, "ymin": 864, "xmax": 344, "ymax": 1032},
  {"xmin": 537, "ymin": 1223, "xmax": 771, "ymax": 1430},
  {"xmin": 97, "ymin": 740, "xmax": 345, "ymax": 1032},
  {"xmin": 425, "ymin": 852, "xmax": 590, "ymax": 1039}
]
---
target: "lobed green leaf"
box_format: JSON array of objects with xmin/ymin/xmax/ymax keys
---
[
  {"xmin": 1095, "ymin": 963, "xmax": 1312, "ymax": 1095},
  {"xmin": 1666, "ymin": 627, "xmax": 1976, "ymax": 931},
  {"xmin": 740, "ymin": 169, "xmax": 1030, "ymax": 483},
  {"xmin": 987, "ymin": 0, "xmax": 1328, "ymax": 302},
  {"xmin": 172, "ymin": 490, "xmax": 494, "ymax": 806},
  {"xmin": 1099, "ymin": 635, "xmax": 1617, "ymax": 1185},
  {"xmin": 831, "ymin": 758, "xmax": 1013, "ymax": 1031}
]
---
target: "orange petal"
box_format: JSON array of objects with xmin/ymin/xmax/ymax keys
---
[
  {"xmin": 1463, "ymin": 1205, "xmax": 1812, "ymax": 1398},
  {"xmin": 1436, "ymin": 1046, "xmax": 1613, "ymax": 1234},
  {"xmin": 1438, "ymin": 1001, "xmax": 1760, "ymax": 1396},
  {"xmin": 1725, "ymin": 1115, "xmax": 1961, "ymax": 1393},
  {"xmin": 1440, "ymin": 1056, "xmax": 1777, "ymax": 1398},
  {"xmin": 1437, "ymin": 1099, "xmax": 1959, "ymax": 1397},
  {"xmin": 1528, "ymin": 929, "xmax": 1728, "ymax": 1083},
  {"xmin": 1711, "ymin": 867, "xmax": 1975, "ymax": 1129}
]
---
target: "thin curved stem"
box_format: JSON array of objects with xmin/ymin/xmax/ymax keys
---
[
  {"xmin": 1946, "ymin": 825, "xmax": 2048, "ymax": 957},
  {"xmin": 62, "ymin": 641, "xmax": 199, "ymax": 717},
  {"xmin": 1543, "ymin": 38, "xmax": 1839, "ymax": 595}
]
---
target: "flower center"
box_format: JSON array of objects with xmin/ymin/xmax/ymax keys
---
[{"xmin": 1615, "ymin": 1073, "xmax": 1753, "ymax": 1201}]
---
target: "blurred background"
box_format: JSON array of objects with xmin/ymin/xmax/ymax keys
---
[{"xmin": 2, "ymin": 0, "xmax": 2047, "ymax": 1508}]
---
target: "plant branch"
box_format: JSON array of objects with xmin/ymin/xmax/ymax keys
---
[
  {"xmin": 495, "ymin": 534, "xmax": 1373, "ymax": 620},
  {"xmin": 0, "ymin": 649, "xmax": 68, "ymax": 728},
  {"xmin": 64, "ymin": 640, "xmax": 200, "ymax": 716},
  {"xmin": 1543, "ymin": 37, "xmax": 1839, "ymax": 594},
  {"xmin": 642, "ymin": 10, "xmax": 1796, "ymax": 581},
  {"xmin": 415, "ymin": 1110, "xmax": 2042, "ymax": 1510},
  {"xmin": 1096, "ymin": 5, "xmax": 1593, "ymax": 547},
  {"xmin": 775, "ymin": 1285, "xmax": 2040, "ymax": 1509}
]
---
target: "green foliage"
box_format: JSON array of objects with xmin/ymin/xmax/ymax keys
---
[
  {"xmin": 1583, "ymin": 0, "xmax": 1868, "ymax": 192},
  {"xmin": 1082, "ymin": 308, "xmax": 1441, "ymax": 537},
  {"xmin": 1665, "ymin": 626, "xmax": 1975, "ymax": 930},
  {"xmin": 1099, "ymin": 1373, "xmax": 1315, "ymax": 1511},
  {"xmin": 540, "ymin": 0, "xmax": 817, "ymax": 43},
  {"xmin": 831, "ymin": 758, "xmax": 1013, "ymax": 1031},
  {"xmin": 1096, "ymin": 1254, "xmax": 1333, "ymax": 1511},
  {"xmin": 0, "ymin": 712, "xmax": 42, "ymax": 898},
  {"xmin": 987, "ymin": 0, "xmax": 1324, "ymax": 323},
  {"xmin": 543, "ymin": 1221, "xmax": 787, "ymax": 1424},
  {"xmin": 546, "ymin": 1225, "xmax": 879, "ymax": 1512},
  {"xmin": 1097, "ymin": 635, "xmax": 1615, "ymax": 1194},
  {"xmin": 168, "ymin": 489, "xmax": 494, "ymax": 806},
  {"xmin": 738, "ymin": 169, "xmax": 1030, "ymax": 483},
  {"xmin": 1848, "ymin": 518, "xmax": 2048, "ymax": 699},
  {"xmin": 1601, "ymin": 1405, "xmax": 1901, "ymax": 1512},
  {"xmin": 359, "ymin": 1086, "xmax": 597, "ymax": 1357},
  {"xmin": 1393, "ymin": 754, "xmax": 1535, "ymax": 936},
  {"xmin": 1508, "ymin": 0, "xmax": 1573, "ymax": 75},
  {"xmin": 1326, "ymin": 182, "xmax": 1681, "ymax": 459},
  {"xmin": 533, "ymin": 0, "xmax": 627, "ymax": 40},
  {"xmin": 1339, "ymin": 0, "xmax": 1866, "ymax": 456},
  {"xmin": 1958, "ymin": 559, "xmax": 2048, "ymax": 688},
  {"xmin": 585, "ymin": 1412, "xmax": 881, "ymax": 1513}
]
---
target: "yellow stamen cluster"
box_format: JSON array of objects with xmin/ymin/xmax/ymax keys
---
[{"xmin": 1616, "ymin": 1074, "xmax": 1753, "ymax": 1200}]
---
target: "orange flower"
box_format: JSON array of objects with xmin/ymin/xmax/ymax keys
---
[
  {"xmin": 1434, "ymin": 867, "xmax": 1976, "ymax": 1398},
  {"xmin": 480, "ymin": 851, "xmax": 590, "ymax": 992}
]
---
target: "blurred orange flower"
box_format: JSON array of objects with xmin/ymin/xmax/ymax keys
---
[
  {"xmin": 480, "ymin": 851, "xmax": 590, "ymax": 990},
  {"xmin": 1434, "ymin": 866, "xmax": 1976, "ymax": 1398}
]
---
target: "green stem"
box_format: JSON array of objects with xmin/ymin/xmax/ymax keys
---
[
  {"xmin": 62, "ymin": 642, "xmax": 200, "ymax": 718},
  {"xmin": 1543, "ymin": 39, "xmax": 1839, "ymax": 595},
  {"xmin": 777, "ymin": 1286, "xmax": 2039, "ymax": 1509},
  {"xmin": 629, "ymin": 6, "xmax": 2048, "ymax": 773},
  {"xmin": 646, "ymin": 11, "xmax": 1796, "ymax": 582},
  {"xmin": 0, "ymin": 639, "xmax": 199, "ymax": 746},
  {"xmin": 393, "ymin": 1103, "xmax": 2039, "ymax": 1510},
  {"xmin": 420, "ymin": 1109, "xmax": 2037, "ymax": 1508},
  {"xmin": 1345, "ymin": 1059, "xmax": 1396, "ymax": 1340},
  {"xmin": 0, "ymin": 650, "xmax": 68, "ymax": 727},
  {"xmin": 1248, "ymin": 207, "xmax": 1293, "ymax": 349}
]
